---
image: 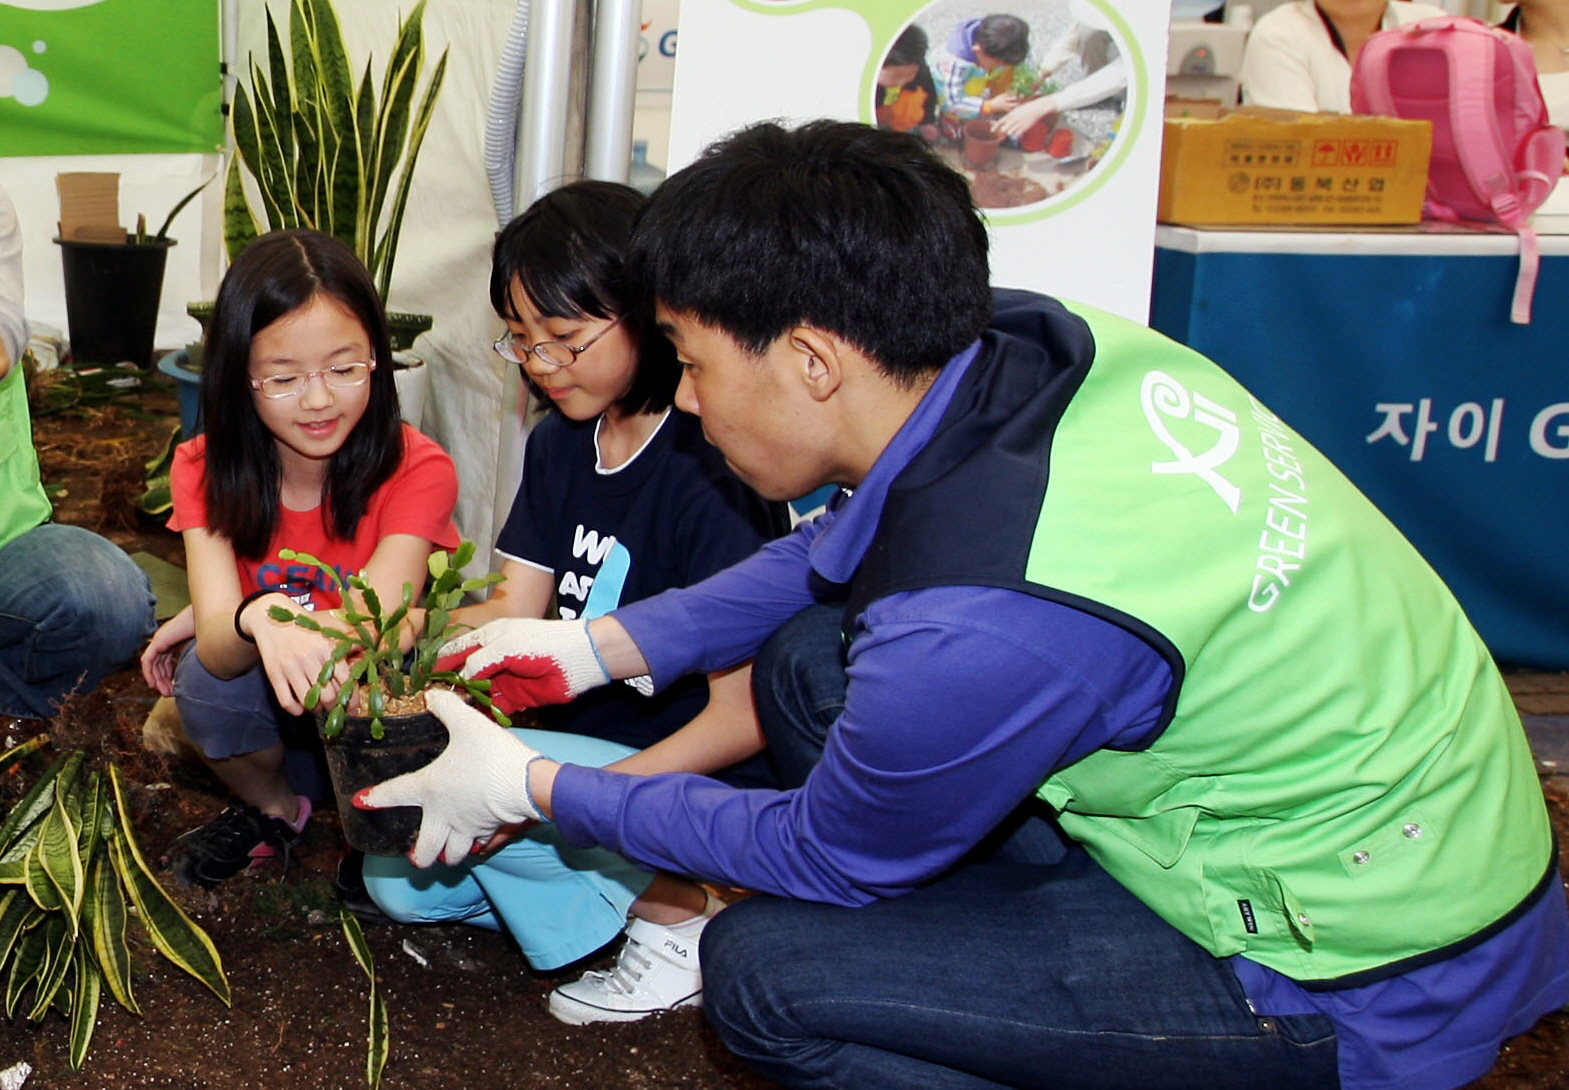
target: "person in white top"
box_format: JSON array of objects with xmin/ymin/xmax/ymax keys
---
[
  {"xmin": 1241, "ymin": 0, "xmax": 1446, "ymax": 112},
  {"xmin": 1499, "ymin": 0, "xmax": 1569, "ymax": 129}
]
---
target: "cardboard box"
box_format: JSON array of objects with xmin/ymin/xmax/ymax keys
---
[
  {"xmin": 1158, "ymin": 108, "xmax": 1432, "ymax": 227},
  {"xmin": 55, "ymin": 172, "xmax": 127, "ymax": 242}
]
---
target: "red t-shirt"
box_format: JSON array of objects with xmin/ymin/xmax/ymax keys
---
[{"xmin": 169, "ymin": 423, "xmax": 461, "ymax": 609}]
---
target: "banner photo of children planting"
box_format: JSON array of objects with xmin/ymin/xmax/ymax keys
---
[{"xmin": 664, "ymin": 0, "xmax": 1166, "ymax": 320}]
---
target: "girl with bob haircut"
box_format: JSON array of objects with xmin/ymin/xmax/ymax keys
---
[
  {"xmin": 142, "ymin": 229, "xmax": 459, "ymax": 889},
  {"xmin": 363, "ymin": 180, "xmax": 788, "ymax": 1027}
]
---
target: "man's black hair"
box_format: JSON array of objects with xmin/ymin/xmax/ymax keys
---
[
  {"xmin": 628, "ymin": 120, "xmax": 992, "ymax": 384},
  {"xmin": 975, "ymin": 14, "xmax": 1030, "ymax": 65}
]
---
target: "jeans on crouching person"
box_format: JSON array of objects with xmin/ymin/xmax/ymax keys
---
[
  {"xmin": 0, "ymin": 523, "xmax": 155, "ymax": 720},
  {"xmin": 700, "ymin": 602, "xmax": 1340, "ymax": 1090}
]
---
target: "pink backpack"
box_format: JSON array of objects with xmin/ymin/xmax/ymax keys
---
[{"xmin": 1351, "ymin": 16, "xmax": 1565, "ymax": 323}]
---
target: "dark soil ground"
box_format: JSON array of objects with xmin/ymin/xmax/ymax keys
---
[{"xmin": 4, "ymin": 364, "xmax": 1567, "ymax": 1089}]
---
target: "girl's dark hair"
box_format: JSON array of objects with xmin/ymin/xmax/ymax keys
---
[
  {"xmin": 489, "ymin": 180, "xmax": 678, "ymax": 416},
  {"xmin": 886, "ymin": 23, "xmax": 930, "ymax": 67},
  {"xmin": 198, "ymin": 229, "xmax": 403, "ymax": 559}
]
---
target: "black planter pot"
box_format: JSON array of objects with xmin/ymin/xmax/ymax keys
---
[
  {"xmin": 55, "ymin": 236, "xmax": 175, "ymax": 368},
  {"xmin": 319, "ymin": 705, "xmax": 448, "ymax": 856}
]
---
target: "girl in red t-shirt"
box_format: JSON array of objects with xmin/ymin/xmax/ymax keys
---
[{"xmin": 140, "ymin": 230, "xmax": 458, "ymax": 888}]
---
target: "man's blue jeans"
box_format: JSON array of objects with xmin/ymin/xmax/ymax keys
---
[
  {"xmin": 707, "ymin": 603, "xmax": 1339, "ymax": 1089},
  {"xmin": 0, "ymin": 523, "xmax": 154, "ymax": 719}
]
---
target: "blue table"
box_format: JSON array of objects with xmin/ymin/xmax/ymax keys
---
[{"xmin": 1151, "ymin": 224, "xmax": 1569, "ymax": 669}]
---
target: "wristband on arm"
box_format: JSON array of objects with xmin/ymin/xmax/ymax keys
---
[{"xmin": 233, "ymin": 588, "xmax": 276, "ymax": 644}]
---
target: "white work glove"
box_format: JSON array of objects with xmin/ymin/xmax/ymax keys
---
[
  {"xmin": 436, "ymin": 617, "xmax": 610, "ymax": 715},
  {"xmin": 354, "ymin": 689, "xmax": 546, "ymax": 867}
]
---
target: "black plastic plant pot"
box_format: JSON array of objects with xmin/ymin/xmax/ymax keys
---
[
  {"xmin": 55, "ymin": 236, "xmax": 174, "ymax": 369},
  {"xmin": 318, "ymin": 706, "xmax": 448, "ymax": 857}
]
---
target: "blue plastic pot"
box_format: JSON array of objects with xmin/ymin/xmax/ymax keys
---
[{"xmin": 156, "ymin": 349, "xmax": 201, "ymax": 438}]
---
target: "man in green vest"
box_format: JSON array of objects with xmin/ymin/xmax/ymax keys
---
[
  {"xmin": 0, "ymin": 182, "xmax": 154, "ymax": 729},
  {"xmin": 362, "ymin": 120, "xmax": 1569, "ymax": 1090}
]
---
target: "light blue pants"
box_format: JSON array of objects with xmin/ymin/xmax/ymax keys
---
[
  {"xmin": 362, "ymin": 728, "xmax": 655, "ymax": 970},
  {"xmin": 0, "ymin": 523, "xmax": 154, "ymax": 719}
]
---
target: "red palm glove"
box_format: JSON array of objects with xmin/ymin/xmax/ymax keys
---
[{"xmin": 436, "ymin": 618, "xmax": 610, "ymax": 713}]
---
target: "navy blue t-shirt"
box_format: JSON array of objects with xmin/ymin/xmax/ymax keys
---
[{"xmin": 496, "ymin": 408, "xmax": 789, "ymax": 785}]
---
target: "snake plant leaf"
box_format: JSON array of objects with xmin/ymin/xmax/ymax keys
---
[
  {"xmin": 0, "ymin": 888, "xmax": 38, "ymax": 968},
  {"xmin": 86, "ymin": 854, "xmax": 137, "ymax": 1015},
  {"xmin": 106, "ymin": 831, "xmax": 230, "ymax": 1006},
  {"xmin": 300, "ymin": 0, "xmax": 352, "ymax": 239},
  {"xmin": 223, "ymin": 153, "xmax": 259, "ymax": 263},
  {"xmin": 0, "ymin": 750, "xmax": 82, "ymax": 861},
  {"xmin": 264, "ymin": 6, "xmax": 301, "ymax": 228},
  {"xmin": 67, "ymin": 955, "xmax": 102, "ymax": 1070},
  {"xmin": 235, "ymin": 59, "xmax": 291, "ymax": 233},
  {"xmin": 27, "ymin": 793, "xmax": 82, "ymax": 933},
  {"xmin": 6, "ymin": 916, "xmax": 47, "ymax": 1017},
  {"xmin": 27, "ymin": 913, "xmax": 75, "ymax": 1022},
  {"xmin": 375, "ymin": 47, "xmax": 446, "ymax": 300},
  {"xmin": 346, "ymin": 59, "xmax": 376, "ymax": 259},
  {"xmin": 106, "ymin": 767, "xmax": 230, "ymax": 1006},
  {"xmin": 341, "ymin": 910, "xmax": 388, "ymax": 1089},
  {"xmin": 265, "ymin": 5, "xmax": 294, "ymax": 171},
  {"xmin": 75, "ymin": 770, "xmax": 104, "ymax": 864},
  {"xmin": 0, "ymin": 859, "xmax": 26, "ymax": 885},
  {"xmin": 0, "ymin": 734, "xmax": 48, "ymax": 776},
  {"xmin": 368, "ymin": 30, "xmax": 418, "ymax": 253}
]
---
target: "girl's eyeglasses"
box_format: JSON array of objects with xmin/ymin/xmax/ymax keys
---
[
  {"xmin": 249, "ymin": 360, "xmax": 376, "ymax": 400},
  {"xmin": 493, "ymin": 316, "xmax": 622, "ymax": 371}
]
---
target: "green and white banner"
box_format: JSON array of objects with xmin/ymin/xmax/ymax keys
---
[
  {"xmin": 0, "ymin": 0, "xmax": 222, "ymax": 156},
  {"xmin": 666, "ymin": 0, "xmax": 1171, "ymax": 321}
]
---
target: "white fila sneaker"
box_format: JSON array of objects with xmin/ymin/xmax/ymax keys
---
[{"xmin": 547, "ymin": 911, "xmax": 713, "ymax": 1024}]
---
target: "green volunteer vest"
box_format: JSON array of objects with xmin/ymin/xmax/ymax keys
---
[
  {"xmin": 850, "ymin": 293, "xmax": 1552, "ymax": 987},
  {"xmin": 0, "ymin": 365, "xmax": 51, "ymax": 551}
]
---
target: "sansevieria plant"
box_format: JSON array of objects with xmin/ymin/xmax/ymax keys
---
[
  {"xmin": 0, "ymin": 738, "xmax": 229, "ymax": 1069},
  {"xmin": 227, "ymin": 0, "xmax": 448, "ymax": 302}
]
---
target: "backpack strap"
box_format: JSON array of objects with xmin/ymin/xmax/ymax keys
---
[
  {"xmin": 1510, "ymin": 225, "xmax": 1540, "ymax": 325},
  {"xmin": 1438, "ymin": 23, "xmax": 1544, "ymax": 323}
]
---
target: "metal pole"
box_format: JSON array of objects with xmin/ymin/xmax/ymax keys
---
[
  {"xmin": 584, "ymin": 0, "xmax": 641, "ymax": 183},
  {"xmin": 514, "ymin": 0, "xmax": 579, "ymax": 208}
]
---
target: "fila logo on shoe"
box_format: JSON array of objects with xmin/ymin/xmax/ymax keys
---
[{"xmin": 664, "ymin": 938, "xmax": 690, "ymax": 959}]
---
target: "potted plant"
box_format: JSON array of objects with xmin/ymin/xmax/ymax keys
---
[
  {"xmin": 267, "ymin": 542, "xmax": 507, "ymax": 856},
  {"xmin": 55, "ymin": 177, "xmax": 210, "ymax": 370},
  {"xmin": 227, "ymin": 0, "xmax": 447, "ymax": 342}
]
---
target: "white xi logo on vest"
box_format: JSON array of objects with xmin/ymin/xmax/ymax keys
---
[{"xmin": 1140, "ymin": 371, "xmax": 1242, "ymax": 514}]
